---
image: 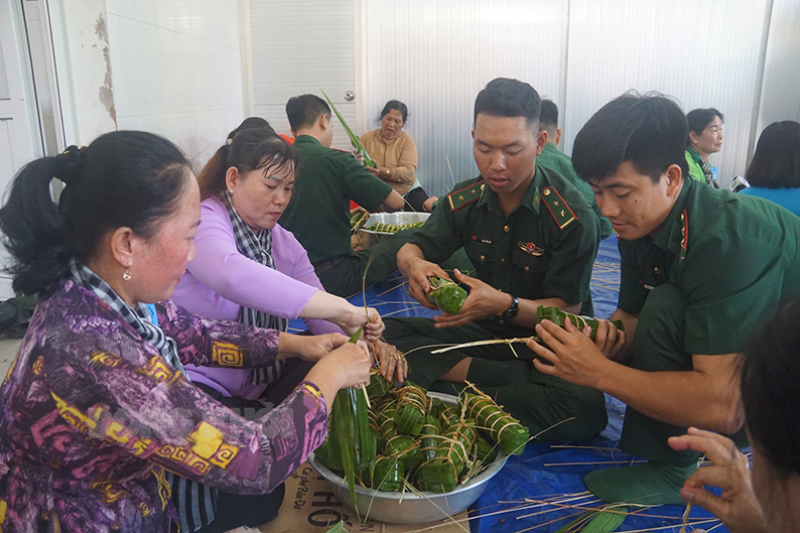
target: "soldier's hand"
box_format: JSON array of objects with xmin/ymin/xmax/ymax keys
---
[
  {"xmin": 593, "ymin": 319, "xmax": 627, "ymax": 360},
  {"xmin": 434, "ymin": 269, "xmax": 505, "ymax": 328},
  {"xmin": 406, "ymin": 259, "xmax": 451, "ymax": 310},
  {"xmin": 526, "ymin": 316, "xmax": 611, "ymax": 388}
]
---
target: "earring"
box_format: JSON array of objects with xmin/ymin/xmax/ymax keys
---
[
  {"xmin": 229, "ymin": 189, "xmax": 234, "ymax": 195},
  {"xmin": 123, "ymin": 262, "xmax": 132, "ymax": 281}
]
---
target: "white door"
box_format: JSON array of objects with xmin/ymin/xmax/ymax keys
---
[
  {"xmin": 0, "ymin": 0, "xmax": 44, "ymax": 299},
  {"xmin": 247, "ymin": 0, "xmax": 358, "ymax": 150}
]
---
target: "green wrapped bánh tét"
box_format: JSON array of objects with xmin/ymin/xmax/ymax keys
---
[
  {"xmin": 419, "ymin": 415, "xmax": 442, "ymax": 462},
  {"xmin": 536, "ymin": 305, "xmax": 625, "ymax": 341},
  {"xmin": 427, "ymin": 276, "xmax": 467, "ymax": 314},
  {"xmin": 462, "ymin": 392, "xmax": 529, "ymax": 456},
  {"xmin": 417, "ymin": 418, "xmax": 478, "ymax": 493},
  {"xmin": 474, "ymin": 438, "xmax": 499, "ymax": 464},
  {"xmin": 370, "ymin": 457, "xmax": 404, "ymax": 492},
  {"xmin": 395, "ymin": 382, "xmax": 428, "ymax": 436}
]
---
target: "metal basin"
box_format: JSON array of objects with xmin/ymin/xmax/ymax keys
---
[
  {"xmin": 359, "ymin": 212, "xmax": 430, "ymax": 235},
  {"xmin": 308, "ymin": 392, "xmax": 510, "ymax": 524}
]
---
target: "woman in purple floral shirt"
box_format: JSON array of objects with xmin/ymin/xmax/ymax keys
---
[{"xmin": 0, "ymin": 131, "xmax": 371, "ymax": 532}]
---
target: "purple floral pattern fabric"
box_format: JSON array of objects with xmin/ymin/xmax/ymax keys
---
[{"xmin": 0, "ymin": 279, "xmax": 328, "ymax": 533}]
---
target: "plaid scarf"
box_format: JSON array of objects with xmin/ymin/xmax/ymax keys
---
[
  {"xmin": 68, "ymin": 260, "xmax": 187, "ymax": 378},
  {"xmin": 220, "ymin": 191, "xmax": 287, "ymax": 385}
]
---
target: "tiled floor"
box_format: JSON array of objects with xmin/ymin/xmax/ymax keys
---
[{"xmin": 0, "ymin": 337, "xmax": 23, "ymax": 379}]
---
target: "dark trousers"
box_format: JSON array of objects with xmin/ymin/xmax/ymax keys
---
[
  {"xmin": 316, "ymin": 230, "xmax": 416, "ymax": 297},
  {"xmin": 383, "ymin": 317, "xmax": 608, "ymax": 442},
  {"xmin": 620, "ymin": 284, "xmax": 746, "ymax": 465},
  {"xmin": 404, "ymin": 187, "xmax": 431, "ymax": 212}
]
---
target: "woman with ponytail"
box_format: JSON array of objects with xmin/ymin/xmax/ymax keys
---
[
  {"xmin": 0, "ymin": 131, "xmax": 372, "ymax": 532},
  {"xmin": 172, "ymin": 120, "xmax": 407, "ymax": 410}
]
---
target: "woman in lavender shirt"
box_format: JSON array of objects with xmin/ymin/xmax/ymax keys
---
[
  {"xmin": 172, "ymin": 123, "xmax": 407, "ymax": 405},
  {"xmin": 0, "ymin": 131, "xmax": 371, "ymax": 532}
]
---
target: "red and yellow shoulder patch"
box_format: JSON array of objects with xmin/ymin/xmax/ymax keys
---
[
  {"xmin": 448, "ymin": 182, "xmax": 485, "ymax": 211},
  {"xmin": 541, "ymin": 187, "xmax": 577, "ymax": 230}
]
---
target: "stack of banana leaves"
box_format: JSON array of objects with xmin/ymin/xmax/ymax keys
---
[
  {"xmin": 536, "ymin": 305, "xmax": 625, "ymax": 342},
  {"xmin": 314, "ymin": 373, "xmax": 530, "ymax": 517}
]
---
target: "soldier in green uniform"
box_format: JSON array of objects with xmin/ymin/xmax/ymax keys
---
[
  {"xmin": 382, "ymin": 78, "xmax": 611, "ymax": 442},
  {"xmin": 528, "ymin": 93, "xmax": 800, "ymax": 505},
  {"xmin": 279, "ymin": 94, "xmax": 406, "ymax": 297},
  {"xmin": 537, "ymin": 99, "xmax": 612, "ymax": 239}
]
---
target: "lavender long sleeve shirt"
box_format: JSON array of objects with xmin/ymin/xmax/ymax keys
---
[{"xmin": 172, "ymin": 197, "xmax": 343, "ymax": 399}]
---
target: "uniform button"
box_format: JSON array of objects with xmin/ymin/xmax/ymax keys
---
[
  {"xmin": 500, "ymin": 258, "xmax": 506, "ymax": 264},
  {"xmin": 654, "ymin": 267, "xmax": 661, "ymax": 274},
  {"xmin": 480, "ymin": 255, "xmax": 486, "ymax": 262},
  {"xmin": 503, "ymin": 225, "xmax": 510, "ymax": 232},
  {"xmin": 524, "ymin": 266, "xmax": 530, "ymax": 272}
]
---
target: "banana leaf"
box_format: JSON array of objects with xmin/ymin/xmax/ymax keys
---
[
  {"xmin": 384, "ymin": 434, "xmax": 423, "ymax": 470},
  {"xmin": 320, "ymin": 89, "xmax": 376, "ymax": 168}
]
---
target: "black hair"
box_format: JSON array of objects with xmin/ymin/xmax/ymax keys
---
[
  {"xmin": 286, "ymin": 94, "xmax": 330, "ymax": 132},
  {"xmin": 197, "ymin": 127, "xmax": 297, "ymax": 201},
  {"xmin": 572, "ymin": 92, "xmax": 689, "ymax": 184},
  {"xmin": 228, "ymin": 117, "xmax": 276, "ymax": 140},
  {"xmin": 740, "ymin": 298, "xmax": 800, "ymax": 479},
  {"xmin": 539, "ymin": 99, "xmax": 559, "ymax": 128},
  {"xmin": 474, "ymin": 78, "xmax": 541, "ymax": 130},
  {"xmin": 686, "ymin": 108, "xmax": 724, "ymax": 147},
  {"xmin": 745, "ymin": 121, "xmax": 800, "ymax": 189},
  {"xmin": 0, "ymin": 131, "xmax": 191, "ymax": 295},
  {"xmin": 380, "ymin": 100, "xmax": 408, "ymax": 124}
]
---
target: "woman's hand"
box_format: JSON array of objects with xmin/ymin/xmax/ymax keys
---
[
  {"xmin": 668, "ymin": 428, "xmax": 769, "ymax": 533},
  {"xmin": 366, "ymin": 165, "xmax": 390, "ymax": 181},
  {"xmin": 339, "ymin": 306, "xmax": 385, "ymax": 342},
  {"xmin": 373, "ymin": 339, "xmax": 407, "ymax": 384},
  {"xmin": 278, "ymin": 332, "xmax": 350, "ymax": 362},
  {"xmin": 305, "ymin": 342, "xmax": 372, "ymax": 411}
]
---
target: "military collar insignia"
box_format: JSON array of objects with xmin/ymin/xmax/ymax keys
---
[
  {"xmin": 518, "ymin": 241, "xmax": 544, "ymax": 256},
  {"xmin": 679, "ymin": 209, "xmax": 689, "ymax": 263},
  {"xmin": 541, "ymin": 187, "xmax": 577, "ymax": 230},
  {"xmin": 448, "ymin": 182, "xmax": 485, "ymax": 211}
]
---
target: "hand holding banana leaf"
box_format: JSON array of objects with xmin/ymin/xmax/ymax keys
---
[
  {"xmin": 320, "ymin": 89, "xmax": 377, "ymax": 168},
  {"xmin": 433, "ymin": 269, "xmax": 507, "ymax": 329},
  {"xmin": 527, "ymin": 312, "xmax": 621, "ymax": 389}
]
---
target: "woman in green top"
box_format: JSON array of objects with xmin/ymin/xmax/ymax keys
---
[{"xmin": 685, "ymin": 108, "xmax": 724, "ymax": 187}]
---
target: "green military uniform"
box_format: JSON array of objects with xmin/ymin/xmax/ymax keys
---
[
  {"xmin": 383, "ymin": 164, "xmax": 607, "ymax": 442},
  {"xmin": 280, "ymin": 135, "xmax": 410, "ymax": 297},
  {"xmin": 536, "ymin": 142, "xmax": 613, "ymax": 239},
  {"xmin": 616, "ymin": 176, "xmax": 800, "ymax": 465}
]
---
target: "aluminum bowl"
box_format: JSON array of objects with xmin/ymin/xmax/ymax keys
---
[
  {"xmin": 359, "ymin": 212, "xmax": 430, "ymax": 235},
  {"xmin": 308, "ymin": 392, "xmax": 510, "ymax": 524}
]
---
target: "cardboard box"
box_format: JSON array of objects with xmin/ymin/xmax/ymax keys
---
[{"xmin": 260, "ymin": 462, "xmax": 470, "ymax": 533}]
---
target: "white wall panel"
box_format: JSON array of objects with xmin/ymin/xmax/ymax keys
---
[
  {"xmin": 248, "ymin": 0, "xmax": 356, "ymax": 150},
  {"xmin": 106, "ymin": 0, "xmax": 244, "ymax": 170},
  {"xmin": 564, "ymin": 0, "xmax": 771, "ymax": 187},
  {"xmin": 756, "ymin": 0, "xmax": 800, "ymax": 138},
  {"xmin": 363, "ymin": 0, "xmax": 568, "ymax": 197}
]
